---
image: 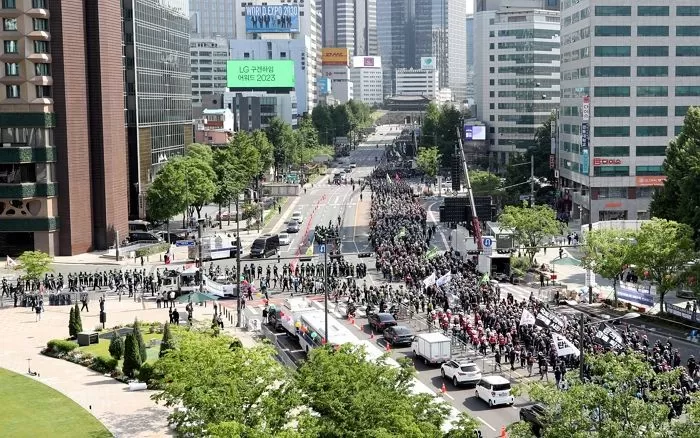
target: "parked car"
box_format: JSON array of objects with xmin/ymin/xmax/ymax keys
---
[
  {"xmin": 291, "ymin": 211, "xmax": 303, "ymax": 223},
  {"xmin": 368, "ymin": 312, "xmax": 397, "ymax": 331},
  {"xmin": 216, "ymin": 211, "xmax": 236, "ymax": 222},
  {"xmin": 128, "ymin": 232, "xmax": 162, "ymax": 243},
  {"xmin": 383, "ymin": 325, "xmax": 414, "ymax": 346},
  {"xmin": 278, "ymin": 233, "xmax": 291, "ymax": 245},
  {"xmin": 156, "ymin": 231, "xmax": 183, "ymax": 243},
  {"xmin": 349, "ymin": 162, "xmax": 357, "ymax": 168},
  {"xmin": 475, "ymin": 376, "xmax": 514, "ymax": 407},
  {"xmin": 519, "ymin": 404, "xmax": 547, "ymax": 437},
  {"xmin": 286, "ymin": 221, "xmax": 301, "ymax": 233},
  {"xmin": 441, "ymin": 361, "xmax": 482, "ymax": 387}
]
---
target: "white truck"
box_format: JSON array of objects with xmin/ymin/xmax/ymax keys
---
[
  {"xmin": 412, "ymin": 332, "xmax": 452, "ymax": 365},
  {"xmin": 269, "ymin": 297, "xmax": 316, "ymax": 336}
]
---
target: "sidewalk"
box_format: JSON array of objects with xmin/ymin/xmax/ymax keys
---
[{"xmin": 0, "ymin": 297, "xmax": 259, "ymax": 437}]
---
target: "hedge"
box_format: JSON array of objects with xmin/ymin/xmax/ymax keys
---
[
  {"xmin": 134, "ymin": 242, "xmax": 170, "ymax": 258},
  {"xmin": 46, "ymin": 339, "xmax": 79, "ymax": 354},
  {"xmin": 90, "ymin": 356, "xmax": 118, "ymax": 374}
]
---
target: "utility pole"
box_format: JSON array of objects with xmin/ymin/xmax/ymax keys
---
[
  {"xmin": 530, "ymin": 154, "xmax": 535, "ymax": 207},
  {"xmin": 323, "ymin": 241, "xmax": 329, "ymax": 344},
  {"xmin": 198, "ymin": 220, "xmax": 203, "ymax": 293},
  {"xmin": 115, "ymin": 230, "xmax": 120, "ymax": 261},
  {"xmin": 236, "ymin": 196, "xmax": 243, "ymax": 327}
]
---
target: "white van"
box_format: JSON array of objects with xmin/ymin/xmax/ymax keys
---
[{"xmin": 475, "ymin": 376, "xmax": 514, "ymax": 407}]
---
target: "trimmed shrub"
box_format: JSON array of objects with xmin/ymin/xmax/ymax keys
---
[
  {"xmin": 68, "ymin": 306, "xmax": 76, "ymax": 338},
  {"xmin": 46, "ymin": 339, "xmax": 79, "ymax": 354},
  {"xmin": 138, "ymin": 362, "xmax": 161, "ymax": 386},
  {"xmin": 108, "ymin": 331, "xmax": 125, "ymax": 360},
  {"xmin": 159, "ymin": 322, "xmax": 175, "ymax": 358},
  {"xmin": 122, "ymin": 333, "xmax": 142, "ymax": 378},
  {"xmin": 132, "ymin": 319, "xmax": 148, "ymax": 363},
  {"xmin": 70, "ymin": 303, "xmax": 83, "ymax": 336},
  {"xmin": 90, "ymin": 356, "xmax": 118, "ymax": 374}
]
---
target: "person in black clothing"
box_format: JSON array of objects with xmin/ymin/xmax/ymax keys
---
[{"xmin": 80, "ymin": 295, "xmax": 89, "ymax": 312}]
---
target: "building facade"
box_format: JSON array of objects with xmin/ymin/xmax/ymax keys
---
[
  {"xmin": 321, "ymin": 64, "xmax": 354, "ymax": 104},
  {"xmin": 190, "ymin": 36, "xmax": 228, "ymax": 111},
  {"xmin": 189, "ymin": 0, "xmax": 237, "ymax": 37},
  {"xmin": 194, "ymin": 108, "xmax": 234, "ymax": 147},
  {"xmin": 350, "ymin": 56, "xmax": 383, "ymax": 105},
  {"xmin": 474, "ymin": 1, "xmax": 560, "ymax": 170},
  {"xmin": 123, "ymin": 0, "xmax": 193, "ymax": 219},
  {"xmin": 322, "ymin": 0, "xmax": 378, "ymax": 57},
  {"xmin": 377, "ymin": 0, "xmax": 416, "ymax": 98},
  {"xmin": 395, "ymin": 68, "xmax": 439, "ymax": 98},
  {"xmin": 557, "ymin": 1, "xmax": 700, "ymax": 223},
  {"xmin": 466, "ymin": 15, "xmax": 475, "ymax": 103},
  {"xmin": 0, "ymin": 0, "xmax": 128, "ymax": 255},
  {"xmin": 414, "ymin": 0, "xmax": 466, "ymax": 102}
]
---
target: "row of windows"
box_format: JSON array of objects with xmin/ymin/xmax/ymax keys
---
[
  {"xmin": 594, "ymin": 146, "xmax": 667, "ymax": 157},
  {"xmin": 594, "ymin": 86, "xmax": 700, "ymax": 97},
  {"xmin": 594, "ymin": 6, "xmax": 700, "ymax": 17},
  {"xmin": 593, "ymin": 126, "xmax": 674, "ymax": 137},
  {"xmin": 1, "ymin": 0, "xmax": 47, "ymax": 8},
  {"xmin": 590, "ymin": 65, "xmax": 700, "ymax": 77},
  {"xmin": 596, "ymin": 26, "xmax": 700, "ymax": 38},
  {"xmin": 4, "ymin": 62, "xmax": 51, "ymax": 76},
  {"xmin": 5, "ymin": 84, "xmax": 51, "ymax": 99},
  {"xmin": 593, "ymin": 166, "xmax": 664, "ymax": 177},
  {"xmin": 2, "ymin": 17, "xmax": 48, "ymax": 32},
  {"xmin": 3, "ymin": 39, "xmax": 49, "ymax": 54}
]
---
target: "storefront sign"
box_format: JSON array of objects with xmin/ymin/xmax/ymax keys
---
[
  {"xmin": 593, "ymin": 158, "xmax": 623, "ymax": 166},
  {"xmin": 636, "ymin": 175, "xmax": 667, "ymax": 187},
  {"xmin": 582, "ymin": 96, "xmax": 590, "ymax": 122}
]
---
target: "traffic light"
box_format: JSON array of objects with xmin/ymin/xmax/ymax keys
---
[{"xmin": 451, "ymin": 151, "xmax": 461, "ymax": 192}]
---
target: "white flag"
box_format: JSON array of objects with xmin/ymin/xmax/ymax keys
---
[
  {"xmin": 520, "ymin": 309, "xmax": 537, "ymax": 326},
  {"xmin": 6, "ymin": 256, "xmax": 17, "ymax": 268},
  {"xmin": 552, "ymin": 333, "xmax": 580, "ymax": 357},
  {"xmin": 423, "ymin": 272, "xmax": 437, "ymax": 287},
  {"xmin": 436, "ymin": 272, "xmax": 452, "ymax": 287}
]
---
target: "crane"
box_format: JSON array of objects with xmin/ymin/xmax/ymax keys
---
[{"xmin": 455, "ymin": 128, "xmax": 483, "ymax": 251}]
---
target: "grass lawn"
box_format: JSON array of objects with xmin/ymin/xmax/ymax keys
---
[
  {"xmin": 79, "ymin": 332, "xmax": 162, "ymax": 366},
  {"xmin": 0, "ymin": 367, "xmax": 111, "ymax": 438}
]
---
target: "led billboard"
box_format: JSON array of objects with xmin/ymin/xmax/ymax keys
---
[
  {"xmin": 463, "ymin": 125, "xmax": 486, "ymax": 141},
  {"xmin": 226, "ymin": 60, "xmax": 295, "ymax": 89},
  {"xmin": 351, "ymin": 56, "xmax": 382, "ymax": 68},
  {"xmin": 322, "ymin": 48, "xmax": 350, "ymax": 66},
  {"xmin": 245, "ymin": 4, "xmax": 299, "ymax": 33}
]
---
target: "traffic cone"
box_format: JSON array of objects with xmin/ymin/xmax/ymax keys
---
[
  {"xmin": 441, "ymin": 383, "xmax": 447, "ymax": 394},
  {"xmin": 500, "ymin": 425, "xmax": 507, "ymax": 438},
  {"xmin": 385, "ymin": 342, "xmax": 391, "ymax": 352}
]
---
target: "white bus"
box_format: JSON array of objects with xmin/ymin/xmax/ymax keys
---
[
  {"xmin": 188, "ymin": 234, "xmax": 238, "ymax": 261},
  {"xmin": 297, "ymin": 311, "xmax": 359, "ymax": 353}
]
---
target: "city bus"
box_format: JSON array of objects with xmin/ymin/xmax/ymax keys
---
[{"xmin": 296, "ymin": 310, "xmax": 359, "ymax": 353}]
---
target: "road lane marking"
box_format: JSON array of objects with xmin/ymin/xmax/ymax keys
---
[
  {"xmin": 477, "ymin": 417, "xmax": 497, "ymax": 432},
  {"xmin": 442, "ymin": 392, "xmax": 454, "ymax": 400}
]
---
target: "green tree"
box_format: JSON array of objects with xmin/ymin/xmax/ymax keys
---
[
  {"xmin": 68, "ymin": 306, "xmax": 76, "ymax": 338},
  {"xmin": 330, "ymin": 104, "xmax": 352, "ymax": 138},
  {"xmin": 581, "ymin": 229, "xmax": 637, "ymax": 306},
  {"xmin": 420, "ymin": 103, "xmax": 441, "ymax": 148},
  {"xmin": 152, "ymin": 330, "xmax": 302, "ymax": 437},
  {"xmin": 509, "ymin": 352, "xmax": 694, "ymax": 438},
  {"xmin": 185, "ymin": 143, "xmax": 214, "ymax": 165},
  {"xmin": 109, "ymin": 332, "xmax": 125, "ymax": 360},
  {"xmin": 182, "ymin": 155, "xmax": 217, "ymax": 218},
  {"xmin": 311, "ymin": 104, "xmax": 334, "ymax": 145},
  {"xmin": 265, "ymin": 117, "xmax": 298, "ymax": 175},
  {"xmin": 212, "ymin": 148, "xmax": 242, "ymax": 226},
  {"xmin": 146, "ymin": 158, "xmax": 188, "ymax": 225},
  {"xmin": 16, "ymin": 250, "xmax": 53, "ymax": 282},
  {"xmin": 159, "ymin": 322, "xmax": 175, "ymax": 358},
  {"xmin": 132, "ymin": 319, "xmax": 147, "ymax": 365},
  {"xmin": 252, "ymin": 130, "xmax": 275, "ymax": 175},
  {"xmin": 469, "ymin": 170, "xmax": 502, "ymax": 196},
  {"xmin": 122, "ymin": 333, "xmax": 142, "ymax": 378},
  {"xmin": 629, "ymin": 219, "xmax": 696, "ymax": 312},
  {"xmin": 498, "ymin": 205, "xmax": 563, "ymax": 264},
  {"xmin": 650, "ymin": 106, "xmax": 700, "ymax": 242},
  {"xmin": 70, "ymin": 303, "xmax": 83, "ymax": 337},
  {"xmin": 416, "ymin": 146, "xmax": 441, "ymax": 178},
  {"xmin": 295, "ymin": 116, "xmax": 320, "ymax": 166}
]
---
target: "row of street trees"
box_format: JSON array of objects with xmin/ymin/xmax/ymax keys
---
[
  {"xmin": 582, "ymin": 218, "xmax": 696, "ymax": 310},
  {"xmin": 311, "ymin": 100, "xmax": 373, "ymax": 146},
  {"xmin": 152, "ymin": 328, "xmax": 479, "ymax": 438}
]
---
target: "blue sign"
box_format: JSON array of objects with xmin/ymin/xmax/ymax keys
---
[
  {"xmin": 318, "ymin": 77, "xmax": 331, "ymax": 96},
  {"xmin": 175, "ymin": 240, "xmax": 196, "ymax": 247},
  {"xmin": 482, "ymin": 238, "xmax": 493, "ymax": 248},
  {"xmin": 319, "ymin": 244, "xmax": 326, "ymax": 254},
  {"xmin": 581, "ymin": 148, "xmax": 590, "ymax": 175},
  {"xmin": 245, "ymin": 5, "xmax": 299, "ymax": 33},
  {"xmin": 616, "ymin": 286, "xmax": 655, "ymax": 307}
]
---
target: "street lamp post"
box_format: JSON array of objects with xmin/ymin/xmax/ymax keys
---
[
  {"xmin": 236, "ymin": 196, "xmax": 243, "ymax": 327},
  {"xmin": 323, "ymin": 243, "xmax": 329, "ymax": 344},
  {"xmin": 578, "ymin": 311, "xmax": 640, "ymax": 381}
]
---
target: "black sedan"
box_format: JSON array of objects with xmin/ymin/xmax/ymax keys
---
[
  {"xmin": 369, "ymin": 312, "xmax": 397, "ymax": 332},
  {"xmin": 286, "ymin": 221, "xmax": 301, "ymax": 233},
  {"xmin": 383, "ymin": 325, "xmax": 414, "ymax": 346},
  {"xmin": 519, "ymin": 404, "xmax": 547, "ymax": 437}
]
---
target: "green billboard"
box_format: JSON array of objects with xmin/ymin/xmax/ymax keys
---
[{"xmin": 226, "ymin": 60, "xmax": 295, "ymax": 89}]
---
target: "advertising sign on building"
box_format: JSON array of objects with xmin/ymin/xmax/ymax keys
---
[
  {"xmin": 582, "ymin": 95, "xmax": 590, "ymax": 122},
  {"xmin": 593, "ymin": 158, "xmax": 624, "ymax": 166},
  {"xmin": 321, "ymin": 48, "xmax": 350, "ymax": 66},
  {"xmin": 420, "ymin": 57, "xmax": 436, "ymax": 70},
  {"xmin": 581, "ymin": 122, "xmax": 589, "ymax": 150},
  {"xmin": 581, "ymin": 148, "xmax": 590, "ymax": 175},
  {"xmin": 463, "ymin": 125, "xmax": 486, "ymax": 141},
  {"xmin": 245, "ymin": 5, "xmax": 299, "ymax": 33},
  {"xmin": 318, "ymin": 76, "xmax": 331, "ymax": 95},
  {"xmin": 636, "ymin": 175, "xmax": 667, "ymax": 187},
  {"xmin": 226, "ymin": 60, "xmax": 295, "ymax": 89},
  {"xmin": 351, "ymin": 56, "xmax": 382, "ymax": 68}
]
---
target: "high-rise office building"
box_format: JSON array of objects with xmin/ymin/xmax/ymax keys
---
[
  {"xmin": 466, "ymin": 15, "xmax": 475, "ymax": 102},
  {"xmin": 557, "ymin": 1, "xmax": 700, "ymax": 223},
  {"xmin": 322, "ymin": 0, "xmax": 378, "ymax": 57},
  {"xmin": 474, "ymin": 0, "xmax": 560, "ymax": 169},
  {"xmin": 123, "ymin": 0, "xmax": 193, "ymax": 218},
  {"xmin": 0, "ymin": 0, "xmax": 128, "ymax": 256},
  {"xmin": 350, "ymin": 56, "xmax": 383, "ymax": 105},
  {"xmin": 189, "ymin": 0, "xmax": 237, "ymax": 38},
  {"xmin": 377, "ymin": 0, "xmax": 416, "ymax": 98},
  {"xmin": 190, "ymin": 36, "xmax": 229, "ymax": 111},
  {"xmin": 414, "ymin": 0, "xmax": 467, "ymax": 102}
]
